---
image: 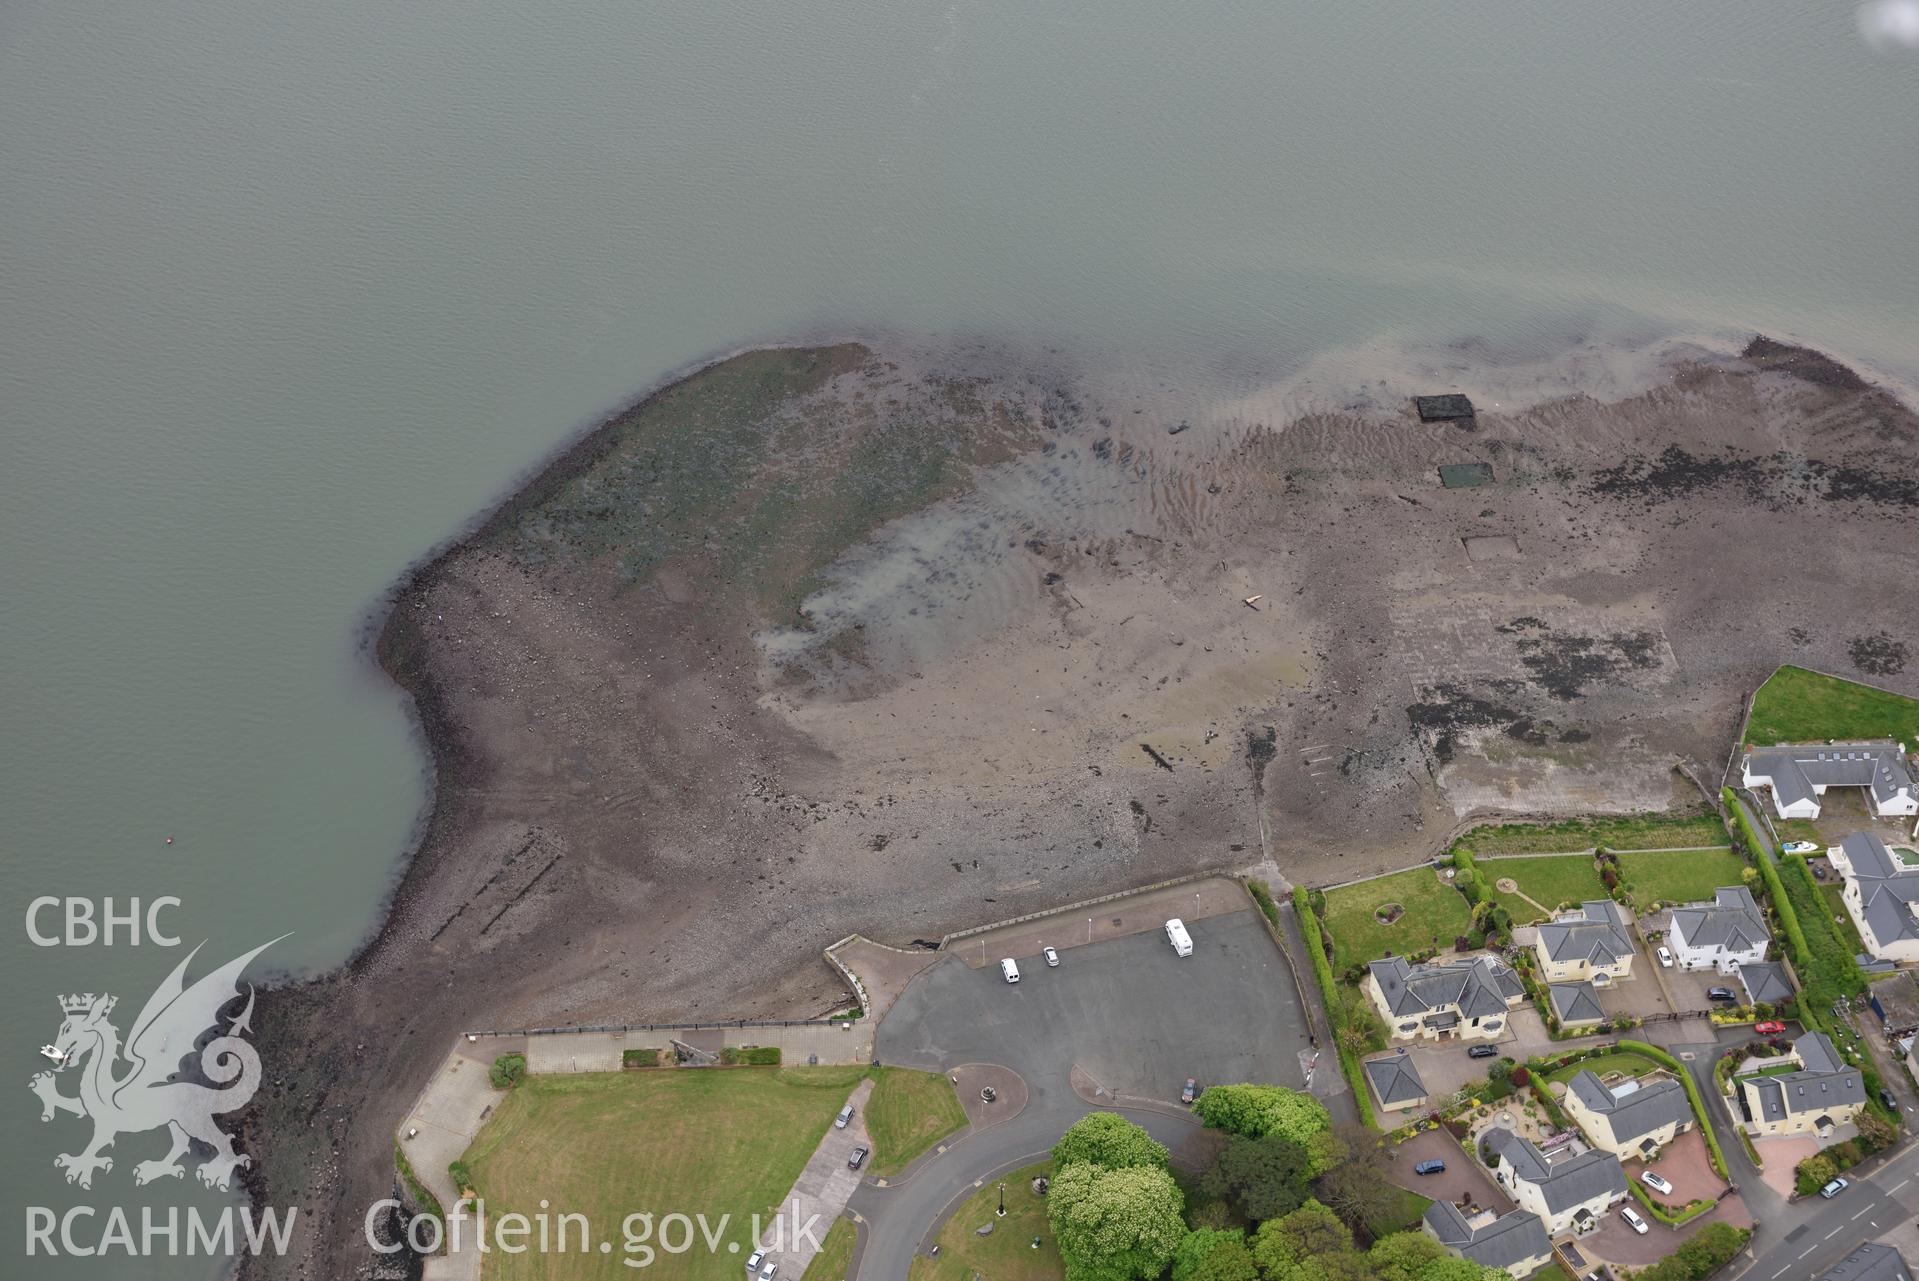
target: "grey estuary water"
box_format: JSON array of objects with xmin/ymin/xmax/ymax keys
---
[{"xmin": 3, "ymin": 2, "xmax": 1916, "ymax": 1273}]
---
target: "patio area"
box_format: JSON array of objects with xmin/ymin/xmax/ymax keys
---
[{"xmin": 1623, "ymin": 1130, "xmax": 1726, "ymax": 1207}]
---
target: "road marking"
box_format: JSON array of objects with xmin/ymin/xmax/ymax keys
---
[
  {"xmin": 1771, "ymin": 1268, "xmax": 1791, "ymax": 1278},
  {"xmin": 1852, "ymin": 1207, "xmax": 1872, "ymax": 1220},
  {"xmin": 1826, "ymin": 1227, "xmax": 1846, "ymax": 1239},
  {"xmin": 1802, "ymin": 1246, "xmax": 1820, "ymax": 1259},
  {"xmin": 1893, "ymin": 1178, "xmax": 1911, "ymax": 1192}
]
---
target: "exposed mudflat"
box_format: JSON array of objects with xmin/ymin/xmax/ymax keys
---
[{"xmin": 242, "ymin": 335, "xmax": 1919, "ymax": 1276}]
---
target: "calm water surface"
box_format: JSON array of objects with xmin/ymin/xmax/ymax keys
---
[{"xmin": 3, "ymin": 2, "xmax": 1915, "ymax": 1272}]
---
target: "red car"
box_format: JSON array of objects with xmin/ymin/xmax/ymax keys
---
[{"xmin": 1754, "ymin": 1020, "xmax": 1786, "ymax": 1035}]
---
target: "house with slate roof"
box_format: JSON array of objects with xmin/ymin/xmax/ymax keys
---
[
  {"xmin": 1743, "ymin": 740, "xmax": 1917, "ymax": 820},
  {"xmin": 1813, "ymin": 1242, "xmax": 1914, "ymax": 1281},
  {"xmin": 1367, "ymin": 954, "xmax": 1526, "ymax": 1042},
  {"xmin": 1486, "ymin": 1130, "xmax": 1628, "ymax": 1236},
  {"xmin": 1423, "ymin": 1202, "xmax": 1554, "ymax": 1278},
  {"xmin": 1670, "ymin": 886, "xmax": 1771, "ymax": 974},
  {"xmin": 1829, "ymin": 832, "xmax": 1919, "ymax": 964},
  {"xmin": 1363, "ymin": 1050, "xmax": 1430, "ymax": 1113},
  {"xmin": 1737, "ymin": 960, "xmax": 1795, "ymax": 1008},
  {"xmin": 1548, "ymin": 982, "xmax": 1605, "ymax": 1029},
  {"xmin": 1563, "ymin": 1069, "xmax": 1695, "ymax": 1160},
  {"xmin": 1736, "ymin": 1031, "xmax": 1865, "ymax": 1138},
  {"xmin": 1534, "ymin": 900, "xmax": 1636, "ymax": 985}
]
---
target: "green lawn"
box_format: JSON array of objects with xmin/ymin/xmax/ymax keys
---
[
  {"xmin": 457, "ymin": 1066, "xmax": 866, "ymax": 1280},
  {"xmin": 1376, "ymin": 1187, "xmax": 1434, "ymax": 1236},
  {"xmin": 1534, "ymin": 1265, "xmax": 1573, "ymax": 1281},
  {"xmin": 1820, "ymin": 883, "xmax": 1867, "ymax": 956},
  {"xmin": 1745, "ymin": 666, "xmax": 1919, "ymax": 747},
  {"xmin": 1479, "ymin": 855, "xmax": 1605, "ymax": 923},
  {"xmin": 1321, "ymin": 867, "xmax": 1474, "ymax": 965},
  {"xmin": 1778, "ymin": 819, "xmax": 1827, "ymax": 847},
  {"xmin": 1615, "ymin": 847, "xmax": 1748, "ymax": 909},
  {"xmin": 865, "ymin": 1067, "xmax": 968, "ymax": 1175},
  {"xmin": 908, "ymin": 1161, "xmax": 1062, "ymax": 1281},
  {"xmin": 1547, "ymin": 1051, "xmax": 1660, "ymax": 1085},
  {"xmin": 800, "ymin": 1218, "xmax": 856, "ymax": 1281},
  {"xmin": 1454, "ymin": 811, "xmax": 1727, "ymax": 855}
]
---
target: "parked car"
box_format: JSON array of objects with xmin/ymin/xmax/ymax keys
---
[
  {"xmin": 1754, "ymin": 1020, "xmax": 1785, "ymax": 1034},
  {"xmin": 1881, "ymin": 1088, "xmax": 1899, "ymax": 1110},
  {"xmin": 746, "ymin": 1251, "xmax": 766, "ymax": 1272},
  {"xmin": 848, "ymin": 1145, "xmax": 869, "ymax": 1170},
  {"xmin": 1641, "ymin": 1171, "xmax": 1673, "ymax": 1195},
  {"xmin": 1783, "ymin": 841, "xmax": 1819, "ymax": 854},
  {"xmin": 1000, "ymin": 957, "xmax": 1020, "ymax": 984},
  {"xmin": 1657, "ymin": 945, "xmax": 1674, "ymax": 968},
  {"xmin": 1042, "ymin": 945, "xmax": 1060, "ymax": 967},
  {"xmin": 1181, "ymin": 1078, "xmax": 1199, "ymax": 1103},
  {"xmin": 1620, "ymin": 1207, "xmax": 1649, "ymax": 1234},
  {"xmin": 759, "ymin": 1262, "xmax": 779, "ymax": 1281},
  {"xmin": 1707, "ymin": 987, "xmax": 1737, "ymax": 1002},
  {"xmin": 1821, "ymin": 1177, "xmax": 1850, "ymax": 1199},
  {"xmin": 1414, "ymin": 1159, "xmax": 1447, "ymax": 1175},
  {"xmin": 1468, "ymin": 1044, "xmax": 1498, "ymax": 1059},
  {"xmin": 834, "ymin": 1104, "xmax": 854, "ymax": 1129}
]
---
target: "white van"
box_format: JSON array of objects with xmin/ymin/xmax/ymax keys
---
[
  {"xmin": 1165, "ymin": 918, "xmax": 1194, "ymax": 957},
  {"xmin": 1000, "ymin": 957, "xmax": 1020, "ymax": 983}
]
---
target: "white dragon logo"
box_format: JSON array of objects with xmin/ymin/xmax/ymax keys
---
[{"xmin": 29, "ymin": 936, "xmax": 284, "ymax": 1191}]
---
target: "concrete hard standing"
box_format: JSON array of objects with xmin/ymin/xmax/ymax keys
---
[
  {"xmin": 878, "ymin": 909, "xmax": 1316, "ymax": 1107},
  {"xmin": 759, "ymin": 1077, "xmax": 876, "ymax": 1278}
]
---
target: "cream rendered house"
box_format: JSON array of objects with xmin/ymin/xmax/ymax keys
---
[
  {"xmin": 1828, "ymin": 832, "xmax": 1919, "ymax": 965},
  {"xmin": 1533, "ymin": 900, "xmax": 1636, "ymax": 985},
  {"xmin": 1736, "ymin": 1032, "xmax": 1866, "ymax": 1138},
  {"xmin": 1365, "ymin": 954, "xmax": 1525, "ymax": 1042},
  {"xmin": 1487, "ymin": 1131, "xmax": 1628, "ymax": 1237},
  {"xmin": 1564, "ymin": 1070, "xmax": 1694, "ymax": 1160}
]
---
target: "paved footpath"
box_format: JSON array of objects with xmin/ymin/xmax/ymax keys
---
[{"xmin": 761, "ymin": 1077, "xmax": 876, "ymax": 1278}]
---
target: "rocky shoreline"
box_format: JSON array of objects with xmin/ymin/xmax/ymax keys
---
[{"xmin": 238, "ymin": 334, "xmax": 1919, "ymax": 1280}]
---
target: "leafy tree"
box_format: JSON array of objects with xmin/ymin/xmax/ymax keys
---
[
  {"xmin": 1203, "ymin": 1134, "xmax": 1313, "ymax": 1221},
  {"xmin": 1368, "ymin": 1231, "xmax": 1447, "ymax": 1281},
  {"xmin": 1054, "ymin": 1111, "xmax": 1171, "ymax": 1171},
  {"xmin": 1306, "ymin": 1126, "xmax": 1350, "ymax": 1178},
  {"xmin": 1173, "ymin": 1229, "xmax": 1259, "ymax": 1281},
  {"xmin": 1341, "ymin": 992, "xmax": 1389, "ymax": 1055},
  {"xmin": 1194, "ymin": 1084, "xmax": 1332, "ymax": 1143},
  {"xmin": 1637, "ymin": 1222, "xmax": 1747, "ymax": 1281},
  {"xmin": 1418, "ymin": 1258, "xmax": 1511, "ymax": 1281},
  {"xmin": 488, "ymin": 1053, "xmax": 526, "ymax": 1088},
  {"xmin": 1267, "ymin": 1199, "xmax": 1352, "ymax": 1257},
  {"xmin": 1313, "ymin": 1125, "xmax": 1405, "ymax": 1239},
  {"xmin": 1795, "ymin": 1153, "xmax": 1839, "ymax": 1197},
  {"xmin": 1049, "ymin": 1160, "xmax": 1186, "ymax": 1281}
]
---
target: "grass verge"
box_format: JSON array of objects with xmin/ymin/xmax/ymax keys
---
[
  {"xmin": 907, "ymin": 1161, "xmax": 1062, "ymax": 1281},
  {"xmin": 865, "ymin": 1067, "xmax": 968, "ymax": 1176},
  {"xmin": 1453, "ymin": 812, "xmax": 1727, "ymax": 855},
  {"xmin": 800, "ymin": 1218, "xmax": 857, "ymax": 1281}
]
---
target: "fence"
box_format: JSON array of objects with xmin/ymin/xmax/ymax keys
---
[{"xmin": 462, "ymin": 1018, "xmax": 847, "ymax": 1039}]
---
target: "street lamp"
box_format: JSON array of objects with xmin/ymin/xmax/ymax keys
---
[{"xmin": 997, "ymin": 1182, "xmax": 1006, "ymax": 1218}]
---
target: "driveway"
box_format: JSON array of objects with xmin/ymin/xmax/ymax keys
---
[
  {"xmin": 1754, "ymin": 1134, "xmax": 1823, "ymax": 1199},
  {"xmin": 1626, "ymin": 1129, "xmax": 1725, "ymax": 1206},
  {"xmin": 1386, "ymin": 1129, "xmax": 1506, "ymax": 1214}
]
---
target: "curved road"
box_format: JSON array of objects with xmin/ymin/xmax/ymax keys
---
[{"xmin": 847, "ymin": 1086, "xmax": 1205, "ymax": 1278}]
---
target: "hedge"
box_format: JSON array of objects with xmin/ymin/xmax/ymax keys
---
[
  {"xmin": 393, "ymin": 1143, "xmax": 445, "ymax": 1251},
  {"xmin": 1627, "ymin": 1178, "xmax": 1714, "ymax": 1226},
  {"xmin": 1722, "ymin": 788, "xmax": 1823, "ymax": 1034},
  {"xmin": 1295, "ymin": 885, "xmax": 1377, "ymax": 1128},
  {"xmin": 1620, "ymin": 1040, "xmax": 1727, "ymax": 1178},
  {"xmin": 720, "ymin": 1046, "xmax": 782, "ymax": 1065}
]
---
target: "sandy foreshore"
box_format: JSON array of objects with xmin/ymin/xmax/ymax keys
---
[{"xmin": 238, "ymin": 334, "xmax": 1919, "ymax": 1279}]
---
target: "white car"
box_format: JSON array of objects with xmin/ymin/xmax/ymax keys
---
[
  {"xmin": 1656, "ymin": 945, "xmax": 1673, "ymax": 968},
  {"xmin": 1043, "ymin": 945, "xmax": 1060, "ymax": 967},
  {"xmin": 1620, "ymin": 1206, "xmax": 1649, "ymax": 1235},
  {"xmin": 1783, "ymin": 841, "xmax": 1819, "ymax": 854},
  {"xmin": 759, "ymin": 1262, "xmax": 779, "ymax": 1281},
  {"xmin": 745, "ymin": 1251, "xmax": 766, "ymax": 1272},
  {"xmin": 1641, "ymin": 1171, "xmax": 1673, "ymax": 1195}
]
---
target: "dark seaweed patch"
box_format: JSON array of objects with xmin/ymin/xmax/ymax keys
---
[{"xmin": 1849, "ymin": 632, "xmax": 1909, "ymax": 678}]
